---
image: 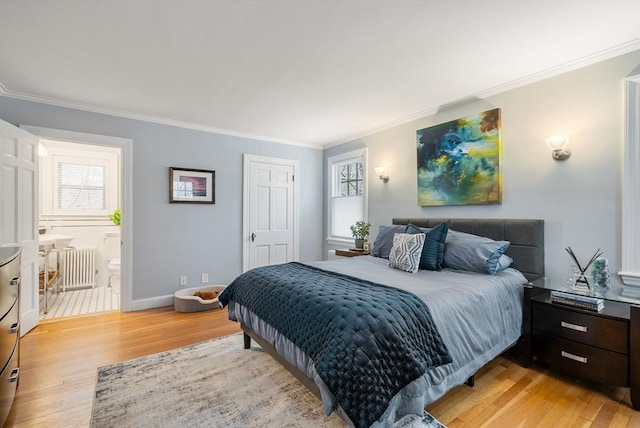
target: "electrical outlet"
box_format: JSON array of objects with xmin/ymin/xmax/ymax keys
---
[
  {"xmin": 180, "ymin": 276, "xmax": 187, "ymax": 286},
  {"xmin": 201, "ymin": 273, "xmax": 208, "ymax": 283}
]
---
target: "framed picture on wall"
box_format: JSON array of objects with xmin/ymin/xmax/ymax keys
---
[
  {"xmin": 169, "ymin": 167, "xmax": 215, "ymax": 204},
  {"xmin": 416, "ymin": 108, "xmax": 502, "ymax": 206}
]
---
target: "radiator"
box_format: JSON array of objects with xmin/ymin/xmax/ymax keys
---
[{"xmin": 61, "ymin": 248, "xmax": 96, "ymax": 290}]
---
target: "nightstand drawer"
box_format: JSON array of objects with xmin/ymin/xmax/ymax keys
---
[
  {"xmin": 532, "ymin": 301, "xmax": 628, "ymax": 354},
  {"xmin": 533, "ymin": 331, "xmax": 628, "ymax": 386}
]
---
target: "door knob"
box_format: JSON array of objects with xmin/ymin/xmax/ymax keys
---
[{"xmin": 251, "ymin": 233, "xmax": 256, "ymax": 242}]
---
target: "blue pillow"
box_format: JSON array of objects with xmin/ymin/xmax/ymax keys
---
[
  {"xmin": 372, "ymin": 225, "xmax": 407, "ymax": 259},
  {"xmin": 443, "ymin": 230, "xmax": 510, "ymax": 275},
  {"xmin": 404, "ymin": 221, "xmax": 450, "ymax": 271}
]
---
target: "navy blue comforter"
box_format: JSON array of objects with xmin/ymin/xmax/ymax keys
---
[{"xmin": 219, "ymin": 262, "xmax": 451, "ymax": 428}]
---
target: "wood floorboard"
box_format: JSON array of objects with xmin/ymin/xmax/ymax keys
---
[{"xmin": 5, "ymin": 307, "xmax": 638, "ymax": 427}]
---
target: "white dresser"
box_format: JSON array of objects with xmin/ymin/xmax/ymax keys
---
[{"xmin": 0, "ymin": 247, "xmax": 21, "ymax": 426}]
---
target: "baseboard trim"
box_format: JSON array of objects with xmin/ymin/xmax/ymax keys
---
[{"xmin": 129, "ymin": 295, "xmax": 174, "ymax": 311}]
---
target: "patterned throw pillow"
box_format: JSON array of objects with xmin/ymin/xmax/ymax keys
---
[{"xmin": 388, "ymin": 233, "xmax": 426, "ymax": 274}]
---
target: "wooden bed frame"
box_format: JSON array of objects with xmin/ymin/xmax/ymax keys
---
[{"xmin": 239, "ymin": 218, "xmax": 546, "ymax": 418}]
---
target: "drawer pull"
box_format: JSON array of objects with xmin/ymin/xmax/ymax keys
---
[
  {"xmin": 10, "ymin": 276, "xmax": 20, "ymax": 286},
  {"xmin": 8, "ymin": 322, "xmax": 19, "ymax": 334},
  {"xmin": 561, "ymin": 350, "xmax": 588, "ymax": 364},
  {"xmin": 561, "ymin": 321, "xmax": 587, "ymax": 333},
  {"xmin": 8, "ymin": 368, "xmax": 19, "ymax": 383}
]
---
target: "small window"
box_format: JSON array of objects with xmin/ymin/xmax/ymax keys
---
[
  {"xmin": 39, "ymin": 139, "xmax": 120, "ymax": 218},
  {"xmin": 336, "ymin": 161, "xmax": 364, "ymax": 196},
  {"xmin": 327, "ymin": 149, "xmax": 367, "ymax": 241},
  {"xmin": 57, "ymin": 162, "xmax": 106, "ymax": 210}
]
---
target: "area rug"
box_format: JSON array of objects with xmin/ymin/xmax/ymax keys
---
[{"xmin": 91, "ymin": 334, "xmax": 446, "ymax": 428}]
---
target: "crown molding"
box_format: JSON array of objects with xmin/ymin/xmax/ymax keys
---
[
  {"xmin": 326, "ymin": 39, "xmax": 640, "ymax": 148},
  {"xmin": 0, "ymin": 88, "xmax": 323, "ymax": 150},
  {"xmin": 2, "ymin": 40, "xmax": 638, "ymax": 150}
]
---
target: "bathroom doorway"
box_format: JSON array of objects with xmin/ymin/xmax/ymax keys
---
[{"xmin": 26, "ymin": 128, "xmax": 131, "ymax": 321}]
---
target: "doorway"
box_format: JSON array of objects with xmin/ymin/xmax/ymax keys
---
[
  {"xmin": 22, "ymin": 125, "xmax": 133, "ymax": 322},
  {"xmin": 37, "ymin": 138, "xmax": 121, "ymax": 319}
]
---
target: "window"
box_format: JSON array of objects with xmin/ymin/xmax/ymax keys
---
[
  {"xmin": 39, "ymin": 139, "xmax": 120, "ymax": 218},
  {"xmin": 57, "ymin": 162, "xmax": 106, "ymax": 209},
  {"xmin": 327, "ymin": 149, "xmax": 367, "ymax": 242}
]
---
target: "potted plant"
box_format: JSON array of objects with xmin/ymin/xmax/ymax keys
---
[
  {"xmin": 350, "ymin": 221, "xmax": 371, "ymax": 249},
  {"xmin": 109, "ymin": 208, "xmax": 121, "ymax": 226}
]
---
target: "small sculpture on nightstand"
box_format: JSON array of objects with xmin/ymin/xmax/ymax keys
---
[
  {"xmin": 565, "ymin": 247, "xmax": 603, "ymax": 291},
  {"xmin": 591, "ymin": 257, "xmax": 610, "ymax": 289}
]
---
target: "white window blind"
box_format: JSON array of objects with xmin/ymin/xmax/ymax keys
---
[{"xmin": 57, "ymin": 162, "xmax": 106, "ymax": 210}]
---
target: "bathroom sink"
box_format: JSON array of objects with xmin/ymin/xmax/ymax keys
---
[{"xmin": 39, "ymin": 234, "xmax": 74, "ymax": 250}]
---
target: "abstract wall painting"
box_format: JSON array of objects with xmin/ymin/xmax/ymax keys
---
[{"xmin": 416, "ymin": 108, "xmax": 502, "ymax": 206}]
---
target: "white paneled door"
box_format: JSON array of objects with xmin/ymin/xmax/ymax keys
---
[
  {"xmin": 243, "ymin": 155, "xmax": 299, "ymax": 272},
  {"xmin": 0, "ymin": 120, "xmax": 39, "ymax": 335}
]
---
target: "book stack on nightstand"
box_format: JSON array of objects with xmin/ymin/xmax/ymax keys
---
[{"xmin": 550, "ymin": 290, "xmax": 604, "ymax": 312}]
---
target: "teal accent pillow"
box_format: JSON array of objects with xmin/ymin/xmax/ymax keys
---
[
  {"xmin": 405, "ymin": 221, "xmax": 450, "ymax": 271},
  {"xmin": 388, "ymin": 233, "xmax": 426, "ymax": 274},
  {"xmin": 443, "ymin": 230, "xmax": 510, "ymax": 275}
]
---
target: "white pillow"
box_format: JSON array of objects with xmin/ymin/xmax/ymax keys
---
[{"xmin": 388, "ymin": 233, "xmax": 426, "ymax": 274}]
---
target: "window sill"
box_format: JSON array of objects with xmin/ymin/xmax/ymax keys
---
[{"xmin": 326, "ymin": 237, "xmax": 354, "ymax": 246}]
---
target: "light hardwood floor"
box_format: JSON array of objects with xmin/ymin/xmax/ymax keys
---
[{"xmin": 5, "ymin": 307, "xmax": 639, "ymax": 427}]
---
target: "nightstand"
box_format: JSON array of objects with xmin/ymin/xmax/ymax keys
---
[
  {"xmin": 522, "ymin": 277, "xmax": 639, "ymax": 410},
  {"xmin": 334, "ymin": 249, "xmax": 370, "ymax": 258}
]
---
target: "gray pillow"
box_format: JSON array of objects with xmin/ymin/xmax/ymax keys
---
[
  {"xmin": 372, "ymin": 225, "xmax": 406, "ymax": 259},
  {"xmin": 443, "ymin": 229, "xmax": 510, "ymax": 275}
]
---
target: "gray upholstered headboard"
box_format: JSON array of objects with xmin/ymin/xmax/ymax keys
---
[{"xmin": 391, "ymin": 218, "xmax": 545, "ymax": 281}]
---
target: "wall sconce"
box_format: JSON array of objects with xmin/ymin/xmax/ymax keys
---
[
  {"xmin": 545, "ymin": 134, "xmax": 571, "ymax": 161},
  {"xmin": 375, "ymin": 166, "xmax": 389, "ymax": 183}
]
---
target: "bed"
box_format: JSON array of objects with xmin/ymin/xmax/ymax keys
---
[{"xmin": 219, "ymin": 218, "xmax": 544, "ymax": 428}]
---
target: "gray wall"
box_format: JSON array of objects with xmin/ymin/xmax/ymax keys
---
[
  {"xmin": 325, "ymin": 50, "xmax": 640, "ymax": 279},
  {"xmin": 0, "ymin": 98, "xmax": 324, "ymax": 302}
]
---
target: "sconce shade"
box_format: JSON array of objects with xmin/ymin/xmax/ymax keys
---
[
  {"xmin": 375, "ymin": 166, "xmax": 389, "ymax": 183},
  {"xmin": 545, "ymin": 134, "xmax": 568, "ymax": 150},
  {"xmin": 545, "ymin": 134, "xmax": 571, "ymax": 161}
]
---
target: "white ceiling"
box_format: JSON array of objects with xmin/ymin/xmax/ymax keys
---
[{"xmin": 1, "ymin": 1, "xmax": 639, "ymax": 148}]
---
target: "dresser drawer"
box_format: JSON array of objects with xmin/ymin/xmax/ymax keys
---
[
  {"xmin": 0, "ymin": 254, "xmax": 19, "ymax": 318},
  {"xmin": 0, "ymin": 300, "xmax": 19, "ymax": 364},
  {"xmin": 532, "ymin": 301, "xmax": 628, "ymax": 354},
  {"xmin": 533, "ymin": 331, "xmax": 628, "ymax": 386},
  {"xmin": 0, "ymin": 344, "xmax": 19, "ymax": 427}
]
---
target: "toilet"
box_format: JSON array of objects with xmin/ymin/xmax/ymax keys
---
[
  {"xmin": 104, "ymin": 231, "xmax": 121, "ymax": 295},
  {"xmin": 107, "ymin": 257, "xmax": 121, "ymax": 294}
]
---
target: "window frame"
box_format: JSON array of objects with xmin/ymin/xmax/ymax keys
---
[
  {"xmin": 39, "ymin": 139, "xmax": 120, "ymax": 219},
  {"xmin": 326, "ymin": 148, "xmax": 368, "ymax": 245}
]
